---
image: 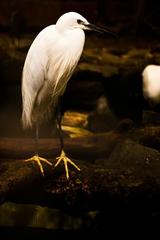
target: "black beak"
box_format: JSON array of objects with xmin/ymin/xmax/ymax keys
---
[{"xmin": 84, "ymin": 23, "xmax": 117, "ymax": 37}]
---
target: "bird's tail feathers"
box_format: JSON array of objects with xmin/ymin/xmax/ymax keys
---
[{"xmin": 21, "ymin": 108, "xmax": 33, "ymax": 129}]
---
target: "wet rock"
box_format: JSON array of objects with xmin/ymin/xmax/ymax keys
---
[
  {"xmin": 143, "ymin": 110, "xmax": 160, "ymax": 126},
  {"xmin": 107, "ymin": 139, "xmax": 160, "ymax": 173}
]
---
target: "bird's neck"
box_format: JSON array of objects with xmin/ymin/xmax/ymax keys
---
[{"xmin": 63, "ymin": 28, "xmax": 85, "ymax": 51}]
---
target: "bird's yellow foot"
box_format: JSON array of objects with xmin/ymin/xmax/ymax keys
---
[
  {"xmin": 25, "ymin": 155, "xmax": 52, "ymax": 176},
  {"xmin": 55, "ymin": 150, "xmax": 80, "ymax": 179}
]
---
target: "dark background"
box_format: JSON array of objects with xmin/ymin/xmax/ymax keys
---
[
  {"xmin": 1, "ymin": 0, "xmax": 160, "ymax": 138},
  {"xmin": 1, "ymin": 0, "xmax": 160, "ymax": 32}
]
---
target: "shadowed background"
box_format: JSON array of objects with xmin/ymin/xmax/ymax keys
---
[
  {"xmin": 1, "ymin": 0, "xmax": 160, "ymax": 237},
  {"xmin": 0, "ymin": 0, "xmax": 160, "ymax": 138}
]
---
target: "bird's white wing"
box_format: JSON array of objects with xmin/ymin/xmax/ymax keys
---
[
  {"xmin": 22, "ymin": 25, "xmax": 62, "ymax": 128},
  {"xmin": 22, "ymin": 25, "xmax": 84, "ymax": 128}
]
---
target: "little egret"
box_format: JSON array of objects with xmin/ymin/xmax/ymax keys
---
[
  {"xmin": 142, "ymin": 64, "xmax": 160, "ymax": 106},
  {"xmin": 22, "ymin": 12, "xmax": 113, "ymax": 179}
]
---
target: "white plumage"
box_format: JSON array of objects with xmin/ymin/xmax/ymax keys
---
[
  {"xmin": 22, "ymin": 12, "xmax": 87, "ymax": 128},
  {"xmin": 142, "ymin": 64, "xmax": 160, "ymax": 106}
]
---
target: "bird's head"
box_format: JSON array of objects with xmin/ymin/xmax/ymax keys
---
[{"xmin": 56, "ymin": 12, "xmax": 115, "ymax": 35}]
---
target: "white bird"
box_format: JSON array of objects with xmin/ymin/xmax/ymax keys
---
[
  {"xmin": 22, "ymin": 12, "xmax": 112, "ymax": 179},
  {"xmin": 142, "ymin": 64, "xmax": 160, "ymax": 106}
]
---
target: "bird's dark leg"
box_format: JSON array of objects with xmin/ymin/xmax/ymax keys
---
[
  {"xmin": 24, "ymin": 123, "xmax": 52, "ymax": 175},
  {"xmin": 54, "ymin": 99, "xmax": 80, "ymax": 179},
  {"xmin": 35, "ymin": 123, "xmax": 39, "ymax": 155},
  {"xmin": 56, "ymin": 112, "xmax": 64, "ymax": 151}
]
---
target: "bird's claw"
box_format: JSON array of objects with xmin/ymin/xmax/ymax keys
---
[
  {"xmin": 55, "ymin": 150, "xmax": 80, "ymax": 179},
  {"xmin": 25, "ymin": 155, "xmax": 52, "ymax": 176}
]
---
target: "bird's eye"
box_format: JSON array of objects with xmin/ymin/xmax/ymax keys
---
[{"xmin": 77, "ymin": 19, "xmax": 83, "ymax": 24}]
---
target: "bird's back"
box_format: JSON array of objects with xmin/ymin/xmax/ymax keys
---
[
  {"xmin": 142, "ymin": 65, "xmax": 160, "ymax": 104},
  {"xmin": 22, "ymin": 25, "xmax": 85, "ymax": 128}
]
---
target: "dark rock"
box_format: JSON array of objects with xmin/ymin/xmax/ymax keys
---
[
  {"xmin": 86, "ymin": 96, "xmax": 118, "ymax": 132},
  {"xmin": 143, "ymin": 110, "xmax": 160, "ymax": 126}
]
